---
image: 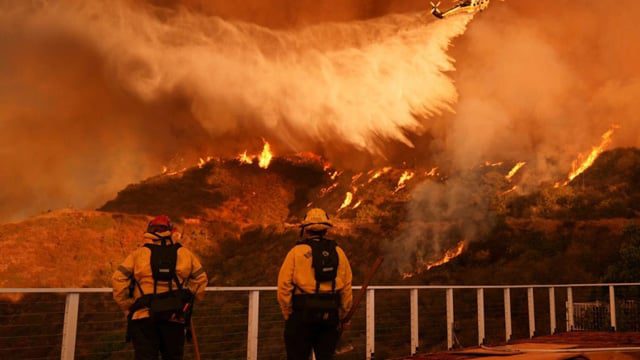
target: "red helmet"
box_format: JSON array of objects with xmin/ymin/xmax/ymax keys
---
[{"xmin": 147, "ymin": 215, "xmax": 173, "ymax": 234}]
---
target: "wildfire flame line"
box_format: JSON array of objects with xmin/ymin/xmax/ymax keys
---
[
  {"xmin": 368, "ymin": 167, "xmax": 392, "ymax": 183},
  {"xmin": 237, "ymin": 141, "xmax": 273, "ymax": 169},
  {"xmin": 506, "ymin": 162, "xmax": 526, "ymax": 181},
  {"xmin": 426, "ymin": 167, "xmax": 438, "ymax": 177},
  {"xmin": 352, "ymin": 200, "xmax": 362, "ymax": 209},
  {"xmin": 394, "ymin": 170, "xmax": 415, "ymax": 192},
  {"xmin": 560, "ymin": 125, "xmax": 619, "ymax": 186},
  {"xmin": 402, "ymin": 241, "xmax": 466, "ymax": 279},
  {"xmin": 238, "ymin": 151, "xmax": 253, "ymax": 165},
  {"xmin": 500, "ymin": 185, "xmax": 518, "ymax": 196},
  {"xmin": 319, "ymin": 182, "xmax": 339, "ymax": 197},
  {"xmin": 338, "ymin": 192, "xmax": 353, "ymax": 211}
]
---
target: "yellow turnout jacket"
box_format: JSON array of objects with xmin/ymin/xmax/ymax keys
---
[
  {"xmin": 277, "ymin": 239, "xmax": 353, "ymax": 320},
  {"xmin": 112, "ymin": 238, "xmax": 208, "ymax": 319}
]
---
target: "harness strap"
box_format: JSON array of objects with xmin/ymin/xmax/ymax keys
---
[{"xmin": 134, "ymin": 277, "xmax": 145, "ymax": 296}]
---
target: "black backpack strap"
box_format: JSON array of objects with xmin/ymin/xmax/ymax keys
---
[
  {"xmin": 173, "ymin": 243, "xmax": 183, "ymax": 290},
  {"xmin": 145, "ymin": 244, "xmax": 158, "ymax": 295},
  {"xmin": 133, "ymin": 277, "xmax": 145, "ymax": 296}
]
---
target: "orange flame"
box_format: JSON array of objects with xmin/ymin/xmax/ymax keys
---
[
  {"xmin": 237, "ymin": 151, "xmax": 253, "ymax": 165},
  {"xmin": 506, "ymin": 162, "xmax": 526, "ymax": 181},
  {"xmin": 319, "ymin": 182, "xmax": 339, "ymax": 197},
  {"xmin": 402, "ymin": 241, "xmax": 466, "ymax": 279},
  {"xmin": 338, "ymin": 192, "xmax": 353, "ymax": 211},
  {"xmin": 426, "ymin": 167, "xmax": 438, "ymax": 176},
  {"xmin": 258, "ymin": 141, "xmax": 273, "ymax": 169},
  {"xmin": 162, "ymin": 166, "xmax": 168, "ymax": 174},
  {"xmin": 561, "ymin": 125, "xmax": 619, "ymax": 186},
  {"xmin": 484, "ymin": 161, "xmax": 503, "ymax": 167},
  {"xmin": 368, "ymin": 167, "xmax": 392, "ymax": 183},
  {"xmin": 500, "ymin": 185, "xmax": 518, "ymax": 196},
  {"xmin": 352, "ymin": 200, "xmax": 362, "ymax": 209},
  {"xmin": 394, "ymin": 170, "xmax": 415, "ymax": 192}
]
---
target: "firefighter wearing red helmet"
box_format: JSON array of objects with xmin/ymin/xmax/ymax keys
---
[
  {"xmin": 278, "ymin": 208, "xmax": 353, "ymax": 360},
  {"xmin": 112, "ymin": 215, "xmax": 208, "ymax": 360}
]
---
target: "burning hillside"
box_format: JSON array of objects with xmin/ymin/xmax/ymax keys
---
[
  {"xmin": 1, "ymin": 0, "xmax": 640, "ymax": 292},
  {"xmin": 3, "ymin": 144, "xmax": 640, "ymax": 290},
  {"xmin": 3, "ymin": 0, "xmax": 640, "ymax": 226}
]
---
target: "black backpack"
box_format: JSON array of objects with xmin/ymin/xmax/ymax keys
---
[
  {"xmin": 130, "ymin": 242, "xmax": 194, "ymax": 321},
  {"xmin": 292, "ymin": 237, "xmax": 341, "ymax": 324},
  {"xmin": 303, "ymin": 237, "xmax": 339, "ymax": 293}
]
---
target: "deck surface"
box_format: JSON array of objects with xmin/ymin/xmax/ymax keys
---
[{"xmin": 403, "ymin": 332, "xmax": 640, "ymax": 360}]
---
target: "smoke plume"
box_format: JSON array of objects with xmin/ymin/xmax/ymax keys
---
[
  {"xmin": 392, "ymin": 0, "xmax": 640, "ymax": 272},
  {"xmin": 0, "ymin": 0, "xmax": 472, "ymax": 222}
]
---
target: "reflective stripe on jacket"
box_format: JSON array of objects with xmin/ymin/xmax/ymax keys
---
[
  {"xmin": 277, "ymin": 242, "xmax": 353, "ymax": 320},
  {"xmin": 112, "ymin": 239, "xmax": 208, "ymax": 319}
]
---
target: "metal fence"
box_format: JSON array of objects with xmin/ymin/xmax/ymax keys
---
[{"xmin": 1, "ymin": 283, "xmax": 640, "ymax": 359}]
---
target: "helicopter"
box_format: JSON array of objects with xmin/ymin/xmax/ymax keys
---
[{"xmin": 430, "ymin": 0, "xmax": 491, "ymax": 19}]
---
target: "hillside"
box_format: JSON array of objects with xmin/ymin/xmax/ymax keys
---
[{"xmin": 1, "ymin": 149, "xmax": 640, "ymax": 289}]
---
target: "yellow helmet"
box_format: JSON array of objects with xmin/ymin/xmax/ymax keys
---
[{"xmin": 301, "ymin": 208, "xmax": 333, "ymax": 231}]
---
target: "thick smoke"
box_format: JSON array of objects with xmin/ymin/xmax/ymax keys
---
[
  {"xmin": 0, "ymin": 0, "xmax": 471, "ymax": 222},
  {"xmin": 3, "ymin": 0, "xmax": 640, "ymax": 238},
  {"xmin": 23, "ymin": 1, "xmax": 469, "ymax": 151},
  {"xmin": 392, "ymin": 0, "xmax": 640, "ymax": 272},
  {"xmin": 390, "ymin": 173, "xmax": 496, "ymax": 275}
]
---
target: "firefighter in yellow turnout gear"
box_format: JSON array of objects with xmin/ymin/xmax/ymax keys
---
[
  {"xmin": 278, "ymin": 208, "xmax": 353, "ymax": 360},
  {"xmin": 112, "ymin": 215, "xmax": 208, "ymax": 360}
]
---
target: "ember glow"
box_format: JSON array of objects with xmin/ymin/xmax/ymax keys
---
[
  {"xmin": 319, "ymin": 183, "xmax": 339, "ymax": 197},
  {"xmin": 484, "ymin": 161, "xmax": 503, "ymax": 167},
  {"xmin": 338, "ymin": 192, "xmax": 354, "ymax": 211},
  {"xmin": 506, "ymin": 162, "xmax": 526, "ymax": 181},
  {"xmin": 394, "ymin": 171, "xmax": 415, "ymax": 192},
  {"xmin": 500, "ymin": 185, "xmax": 518, "ymax": 196},
  {"xmin": 403, "ymin": 241, "xmax": 466, "ymax": 279},
  {"xmin": 560, "ymin": 125, "xmax": 619, "ymax": 186}
]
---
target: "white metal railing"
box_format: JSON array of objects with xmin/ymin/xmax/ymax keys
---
[{"xmin": 1, "ymin": 283, "xmax": 640, "ymax": 359}]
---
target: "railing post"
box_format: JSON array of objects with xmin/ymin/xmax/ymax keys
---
[
  {"xmin": 366, "ymin": 289, "xmax": 375, "ymax": 360},
  {"xmin": 446, "ymin": 288, "xmax": 454, "ymax": 350},
  {"xmin": 566, "ymin": 287, "xmax": 574, "ymax": 331},
  {"xmin": 410, "ymin": 289, "xmax": 419, "ymax": 355},
  {"xmin": 527, "ymin": 287, "xmax": 535, "ymax": 338},
  {"xmin": 477, "ymin": 288, "xmax": 485, "ymax": 345},
  {"xmin": 504, "ymin": 288, "xmax": 512, "ymax": 342},
  {"xmin": 247, "ymin": 290, "xmax": 260, "ymax": 360},
  {"xmin": 549, "ymin": 287, "xmax": 556, "ymax": 334},
  {"xmin": 61, "ymin": 293, "xmax": 79, "ymax": 360},
  {"xmin": 609, "ymin": 285, "xmax": 617, "ymax": 331}
]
